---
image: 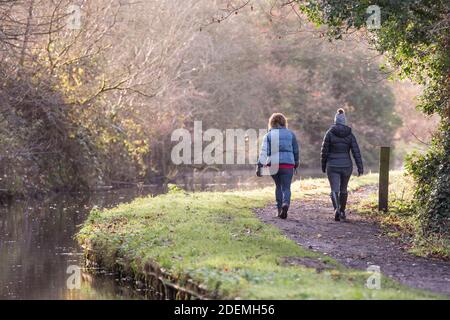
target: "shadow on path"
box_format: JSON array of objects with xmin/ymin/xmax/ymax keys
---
[{"xmin": 255, "ymin": 186, "xmax": 450, "ymax": 296}]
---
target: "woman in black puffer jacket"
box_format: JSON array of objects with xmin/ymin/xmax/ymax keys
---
[{"xmin": 320, "ymin": 108, "xmax": 363, "ymax": 221}]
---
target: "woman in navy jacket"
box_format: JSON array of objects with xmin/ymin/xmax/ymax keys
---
[{"xmin": 321, "ymin": 109, "xmax": 363, "ymax": 221}]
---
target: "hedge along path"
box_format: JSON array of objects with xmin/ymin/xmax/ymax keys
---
[{"xmin": 77, "ymin": 173, "xmax": 443, "ymax": 299}]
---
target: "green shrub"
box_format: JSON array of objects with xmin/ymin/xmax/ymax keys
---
[{"xmin": 406, "ymin": 124, "xmax": 450, "ymax": 238}]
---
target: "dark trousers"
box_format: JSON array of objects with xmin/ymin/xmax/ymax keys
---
[
  {"xmin": 326, "ymin": 166, "xmax": 352, "ymax": 194},
  {"xmin": 271, "ymin": 168, "xmax": 294, "ymax": 208}
]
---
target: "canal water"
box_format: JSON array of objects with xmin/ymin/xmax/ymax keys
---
[
  {"xmin": 0, "ymin": 171, "xmax": 311, "ymax": 299},
  {"xmin": 0, "ymin": 188, "xmax": 161, "ymax": 299}
]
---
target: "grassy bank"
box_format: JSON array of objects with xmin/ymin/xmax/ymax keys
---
[
  {"xmin": 77, "ymin": 173, "xmax": 441, "ymax": 299},
  {"xmin": 355, "ymin": 172, "xmax": 450, "ymax": 259}
]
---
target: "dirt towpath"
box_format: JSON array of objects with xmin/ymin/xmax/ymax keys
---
[{"xmin": 255, "ymin": 186, "xmax": 450, "ymax": 296}]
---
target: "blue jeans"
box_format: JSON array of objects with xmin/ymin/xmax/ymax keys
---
[{"xmin": 271, "ymin": 168, "xmax": 294, "ymax": 208}]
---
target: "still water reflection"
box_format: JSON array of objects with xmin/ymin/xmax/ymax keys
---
[{"xmin": 0, "ymin": 188, "xmax": 160, "ymax": 300}]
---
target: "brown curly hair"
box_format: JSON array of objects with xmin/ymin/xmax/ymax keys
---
[{"xmin": 268, "ymin": 113, "xmax": 288, "ymax": 129}]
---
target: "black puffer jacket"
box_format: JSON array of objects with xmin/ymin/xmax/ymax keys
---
[{"xmin": 321, "ymin": 124, "xmax": 363, "ymax": 173}]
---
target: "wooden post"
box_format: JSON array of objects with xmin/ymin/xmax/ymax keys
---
[{"xmin": 378, "ymin": 146, "xmax": 390, "ymax": 212}]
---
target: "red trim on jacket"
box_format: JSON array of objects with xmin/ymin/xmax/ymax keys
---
[{"xmin": 278, "ymin": 164, "xmax": 295, "ymax": 169}]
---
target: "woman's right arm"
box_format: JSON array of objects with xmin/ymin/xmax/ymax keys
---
[
  {"xmin": 292, "ymin": 132, "xmax": 300, "ymax": 168},
  {"xmin": 350, "ymin": 133, "xmax": 363, "ymax": 175}
]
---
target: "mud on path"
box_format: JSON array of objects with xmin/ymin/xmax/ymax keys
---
[{"xmin": 255, "ymin": 186, "xmax": 450, "ymax": 296}]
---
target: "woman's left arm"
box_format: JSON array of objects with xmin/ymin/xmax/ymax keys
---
[
  {"xmin": 320, "ymin": 131, "xmax": 330, "ymax": 173},
  {"xmin": 258, "ymin": 132, "xmax": 270, "ymax": 166}
]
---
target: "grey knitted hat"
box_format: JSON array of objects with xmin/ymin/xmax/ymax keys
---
[{"xmin": 334, "ymin": 108, "xmax": 346, "ymax": 125}]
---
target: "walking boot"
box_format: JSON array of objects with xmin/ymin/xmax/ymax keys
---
[
  {"xmin": 331, "ymin": 192, "xmax": 340, "ymax": 221},
  {"xmin": 281, "ymin": 203, "xmax": 289, "ymax": 219},
  {"xmin": 277, "ymin": 207, "xmax": 282, "ymax": 218},
  {"xmin": 330, "ymin": 192, "xmax": 337, "ymax": 210},
  {"xmin": 339, "ymin": 193, "xmax": 348, "ymax": 221}
]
